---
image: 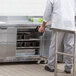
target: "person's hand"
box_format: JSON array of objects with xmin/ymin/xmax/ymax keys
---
[{"xmin": 38, "ymin": 25, "xmax": 45, "ymax": 32}]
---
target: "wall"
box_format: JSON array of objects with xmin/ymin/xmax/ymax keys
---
[
  {"xmin": 75, "ymin": 0, "xmax": 76, "ymax": 16},
  {"xmin": 0, "ymin": 0, "xmax": 47, "ymax": 16}
]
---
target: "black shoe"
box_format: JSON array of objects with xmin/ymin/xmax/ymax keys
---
[
  {"xmin": 64, "ymin": 70, "xmax": 71, "ymax": 74},
  {"xmin": 45, "ymin": 66, "xmax": 54, "ymax": 72}
]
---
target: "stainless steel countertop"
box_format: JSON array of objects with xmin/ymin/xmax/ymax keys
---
[
  {"xmin": 0, "ymin": 21, "xmax": 51, "ymax": 27},
  {"xmin": 0, "ymin": 16, "xmax": 75, "ymax": 27}
]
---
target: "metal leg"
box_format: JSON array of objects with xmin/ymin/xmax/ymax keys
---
[
  {"xmin": 73, "ymin": 32, "xmax": 76, "ymax": 76},
  {"xmin": 55, "ymin": 31, "xmax": 58, "ymax": 76}
]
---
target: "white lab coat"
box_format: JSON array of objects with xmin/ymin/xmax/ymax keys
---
[
  {"xmin": 43, "ymin": 0, "xmax": 75, "ymax": 71},
  {"xmin": 43, "ymin": 0, "xmax": 75, "ymax": 27}
]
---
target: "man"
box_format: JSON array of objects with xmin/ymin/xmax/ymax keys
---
[{"xmin": 39, "ymin": 0, "xmax": 75, "ymax": 74}]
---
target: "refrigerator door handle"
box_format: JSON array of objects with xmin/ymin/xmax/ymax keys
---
[{"xmin": 0, "ymin": 26, "xmax": 7, "ymax": 30}]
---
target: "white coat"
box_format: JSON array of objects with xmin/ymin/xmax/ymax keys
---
[
  {"xmin": 43, "ymin": 0, "xmax": 75, "ymax": 27},
  {"xmin": 43, "ymin": 0, "xmax": 75, "ymax": 71}
]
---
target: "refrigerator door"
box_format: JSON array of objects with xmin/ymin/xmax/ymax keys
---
[
  {"xmin": 0, "ymin": 27, "xmax": 7, "ymax": 42},
  {"xmin": 0, "ymin": 26, "xmax": 17, "ymax": 59}
]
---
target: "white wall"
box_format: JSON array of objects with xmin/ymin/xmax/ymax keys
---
[
  {"xmin": 0, "ymin": 0, "xmax": 47, "ymax": 16},
  {"xmin": 75, "ymin": 0, "xmax": 76, "ymax": 16}
]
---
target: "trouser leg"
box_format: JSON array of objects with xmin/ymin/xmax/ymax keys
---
[
  {"xmin": 47, "ymin": 31, "xmax": 56, "ymax": 69},
  {"xmin": 47, "ymin": 31, "xmax": 64, "ymax": 69},
  {"xmin": 64, "ymin": 33, "xmax": 74, "ymax": 71}
]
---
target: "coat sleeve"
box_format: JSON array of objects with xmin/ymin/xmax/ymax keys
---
[{"xmin": 43, "ymin": 0, "xmax": 53, "ymax": 22}]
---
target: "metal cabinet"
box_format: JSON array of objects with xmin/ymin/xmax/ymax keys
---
[
  {"xmin": 16, "ymin": 27, "xmax": 41, "ymax": 60},
  {"xmin": 0, "ymin": 26, "xmax": 17, "ymax": 59}
]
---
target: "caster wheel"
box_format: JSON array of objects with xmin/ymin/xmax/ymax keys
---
[
  {"xmin": 44, "ymin": 60, "xmax": 48, "ymax": 64},
  {"xmin": 37, "ymin": 60, "xmax": 41, "ymax": 64}
]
